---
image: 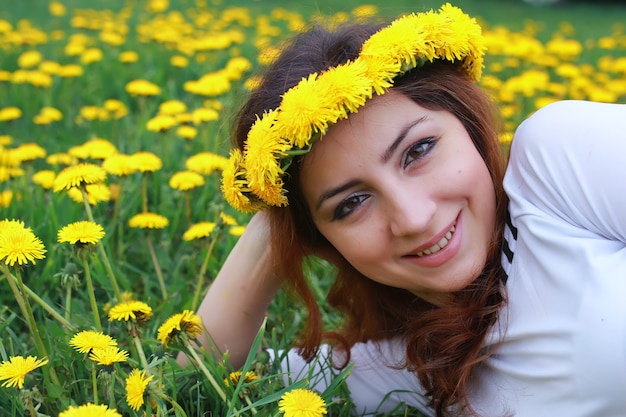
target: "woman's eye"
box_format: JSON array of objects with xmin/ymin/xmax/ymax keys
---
[
  {"xmin": 333, "ymin": 194, "xmax": 369, "ymax": 220},
  {"xmin": 404, "ymin": 138, "xmax": 435, "ymax": 168}
]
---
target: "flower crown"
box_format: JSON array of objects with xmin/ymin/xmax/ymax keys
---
[{"xmin": 222, "ymin": 3, "xmax": 485, "ymax": 213}]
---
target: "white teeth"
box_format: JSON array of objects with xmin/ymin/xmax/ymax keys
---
[{"xmin": 414, "ymin": 225, "xmax": 455, "ymax": 257}]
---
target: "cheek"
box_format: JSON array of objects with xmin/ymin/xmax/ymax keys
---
[{"xmin": 319, "ymin": 226, "xmax": 386, "ymax": 268}]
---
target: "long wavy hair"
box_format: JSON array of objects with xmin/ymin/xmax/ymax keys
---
[{"xmin": 232, "ymin": 23, "xmax": 509, "ymax": 417}]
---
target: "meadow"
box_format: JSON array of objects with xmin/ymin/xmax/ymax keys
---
[{"xmin": 1, "ymin": 0, "xmax": 626, "ymax": 416}]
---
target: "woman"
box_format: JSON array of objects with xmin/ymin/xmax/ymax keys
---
[{"xmin": 196, "ymin": 4, "xmax": 626, "ymax": 416}]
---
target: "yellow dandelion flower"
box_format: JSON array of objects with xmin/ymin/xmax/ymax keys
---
[
  {"xmin": 125, "ymin": 79, "xmax": 161, "ymax": 96},
  {"xmin": 220, "ymin": 212, "xmax": 237, "ymax": 225},
  {"xmin": 67, "ymin": 183, "xmax": 111, "ymax": 205},
  {"xmin": 131, "ymin": 151, "xmax": 162, "ymax": 173},
  {"xmin": 244, "ymin": 75, "xmax": 262, "ymax": 91},
  {"xmin": 53, "ymin": 163, "xmax": 107, "ymax": 192},
  {"xmin": 185, "ymin": 152, "xmax": 228, "ymax": 175},
  {"xmin": 244, "ymin": 110, "xmax": 290, "ymax": 206},
  {"xmin": 79, "ymin": 138, "xmax": 118, "ymax": 160},
  {"xmin": 0, "ymin": 220, "xmax": 46, "ymax": 266},
  {"xmin": 191, "ymin": 107, "xmax": 219, "ymax": 124},
  {"xmin": 27, "ymin": 70, "xmax": 53, "ymax": 88},
  {"xmin": 125, "ymin": 369, "xmax": 154, "ymax": 411},
  {"xmin": 0, "ymin": 355, "xmax": 48, "ymax": 389},
  {"xmin": 81, "ymin": 48, "xmax": 103, "ymax": 65},
  {"xmin": 257, "ymin": 46, "xmax": 281, "ymax": 66},
  {"xmin": 103, "ymin": 291, "xmax": 134, "ymax": 314},
  {"xmin": 147, "ymin": 0, "xmax": 169, "ymax": 13},
  {"xmin": 49, "ymin": 1, "xmax": 66, "ymax": 17},
  {"xmin": 175, "ymin": 112, "xmax": 193, "ymax": 124},
  {"xmin": 276, "ymin": 73, "xmax": 339, "ymax": 148},
  {"xmin": 0, "ymin": 166, "xmax": 23, "ymax": 181},
  {"xmin": 176, "ymin": 125, "xmax": 198, "ymax": 140},
  {"xmin": 59, "ymin": 403, "xmax": 122, "ymax": 417},
  {"xmin": 0, "ymin": 135, "xmax": 12, "ymax": 146},
  {"xmin": 0, "ymin": 149, "xmax": 20, "ymax": 167},
  {"xmin": 13, "ymin": 143, "xmax": 46, "ymax": 163},
  {"xmin": 316, "ymin": 60, "xmax": 372, "ymax": 114},
  {"xmin": 57, "ymin": 64, "xmax": 83, "ymax": 77},
  {"xmin": 58, "ymin": 221, "xmax": 105, "ymax": 245},
  {"xmin": 103, "ymin": 99, "xmax": 126, "ymax": 113},
  {"xmin": 89, "ymin": 347, "xmax": 128, "ymax": 366},
  {"xmin": 0, "ymin": 190, "xmax": 12, "ymax": 208},
  {"xmin": 146, "ymin": 114, "xmax": 177, "ymax": 132},
  {"xmin": 69, "ymin": 330, "xmax": 117, "ymax": 354},
  {"xmin": 0, "ymin": 106, "xmax": 22, "ymax": 121},
  {"xmin": 157, "ymin": 310, "xmax": 203, "ymax": 347},
  {"xmin": 278, "ymin": 388, "xmax": 327, "ymax": 417},
  {"xmin": 38, "ymin": 106, "xmax": 63, "ymax": 122},
  {"xmin": 224, "ymin": 370, "xmax": 259, "ymax": 387},
  {"xmin": 33, "ymin": 107, "xmax": 63, "ymax": 125},
  {"xmin": 159, "ymin": 100, "xmax": 187, "ymax": 115},
  {"xmin": 102, "ymin": 153, "xmax": 137, "ymax": 176},
  {"xmin": 17, "ymin": 50, "xmax": 43, "ymax": 69},
  {"xmin": 128, "ymin": 212, "xmax": 169, "ymax": 229},
  {"xmin": 169, "ymin": 170, "xmax": 205, "ymax": 191},
  {"xmin": 229, "ymin": 225, "xmax": 246, "ymax": 237},
  {"xmin": 108, "ymin": 300, "xmax": 153, "ymax": 324},
  {"xmin": 352, "ymin": 4, "xmax": 378, "ymax": 19},
  {"xmin": 184, "ymin": 72, "xmax": 231, "ymax": 97},
  {"xmin": 170, "ymin": 55, "xmax": 188, "ymax": 67},
  {"xmin": 32, "ymin": 170, "xmax": 56, "ymax": 189},
  {"xmin": 182, "ymin": 222, "xmax": 215, "ymax": 241},
  {"xmin": 101, "ymin": 31, "xmax": 125, "ymax": 46},
  {"xmin": 46, "ymin": 152, "xmax": 77, "ymax": 166},
  {"xmin": 119, "ymin": 50, "xmax": 139, "ymax": 63},
  {"xmin": 221, "ymin": 149, "xmax": 266, "ymax": 213},
  {"xmin": 69, "ymin": 145, "xmax": 90, "ymax": 161}
]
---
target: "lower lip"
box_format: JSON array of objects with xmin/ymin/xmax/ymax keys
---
[{"xmin": 402, "ymin": 214, "xmax": 463, "ymax": 268}]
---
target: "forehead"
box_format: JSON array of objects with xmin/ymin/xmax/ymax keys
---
[{"xmin": 303, "ymin": 91, "xmax": 431, "ymax": 162}]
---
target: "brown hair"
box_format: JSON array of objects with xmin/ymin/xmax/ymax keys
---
[{"xmin": 232, "ymin": 23, "xmax": 508, "ymax": 417}]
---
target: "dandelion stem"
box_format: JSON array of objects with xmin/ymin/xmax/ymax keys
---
[
  {"xmin": 92, "ymin": 361, "xmax": 99, "ymax": 405},
  {"xmin": 191, "ymin": 236, "xmax": 217, "ymax": 311},
  {"xmin": 145, "ymin": 234, "xmax": 168, "ymax": 300},
  {"xmin": 3, "ymin": 266, "xmax": 62, "ymax": 387},
  {"xmin": 244, "ymin": 394, "xmax": 258, "ymax": 415},
  {"xmin": 109, "ymin": 369, "xmax": 116, "ymax": 408},
  {"xmin": 65, "ymin": 284, "xmax": 72, "ymax": 322},
  {"xmin": 155, "ymin": 392, "xmax": 188, "ymax": 417},
  {"xmin": 184, "ymin": 340, "xmax": 227, "ymax": 403},
  {"xmin": 96, "ymin": 243, "xmax": 123, "ymax": 301},
  {"xmin": 113, "ymin": 178, "xmax": 125, "ymax": 262},
  {"xmin": 3, "ymin": 270, "xmax": 74, "ymax": 330},
  {"xmin": 142, "ymin": 175, "xmax": 148, "ymax": 212},
  {"xmin": 130, "ymin": 323, "xmax": 150, "ymax": 371},
  {"xmin": 184, "ymin": 193, "xmax": 191, "ymax": 225},
  {"xmin": 82, "ymin": 254, "xmax": 103, "ymax": 332},
  {"xmin": 81, "ymin": 186, "xmax": 123, "ymax": 300}
]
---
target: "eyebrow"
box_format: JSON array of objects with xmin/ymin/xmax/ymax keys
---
[
  {"xmin": 315, "ymin": 116, "xmax": 429, "ymax": 210},
  {"xmin": 380, "ymin": 115, "xmax": 429, "ymax": 163},
  {"xmin": 316, "ymin": 179, "xmax": 361, "ymax": 210}
]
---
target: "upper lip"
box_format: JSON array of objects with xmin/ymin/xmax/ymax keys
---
[{"xmin": 404, "ymin": 217, "xmax": 458, "ymax": 256}]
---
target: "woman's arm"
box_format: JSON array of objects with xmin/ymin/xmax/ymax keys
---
[{"xmin": 182, "ymin": 212, "xmax": 282, "ymax": 368}]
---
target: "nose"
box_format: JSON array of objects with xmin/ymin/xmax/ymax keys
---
[{"xmin": 386, "ymin": 183, "xmax": 436, "ymax": 237}]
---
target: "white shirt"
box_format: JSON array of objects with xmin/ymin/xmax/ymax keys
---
[{"xmin": 276, "ymin": 100, "xmax": 626, "ymax": 416}]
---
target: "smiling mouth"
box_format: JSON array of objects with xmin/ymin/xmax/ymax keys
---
[{"xmin": 411, "ymin": 225, "xmax": 456, "ymax": 257}]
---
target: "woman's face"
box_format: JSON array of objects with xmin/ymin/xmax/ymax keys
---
[{"xmin": 300, "ymin": 91, "xmax": 496, "ymax": 305}]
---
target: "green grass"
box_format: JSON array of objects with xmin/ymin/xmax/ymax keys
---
[{"xmin": 0, "ymin": 0, "xmax": 625, "ymax": 416}]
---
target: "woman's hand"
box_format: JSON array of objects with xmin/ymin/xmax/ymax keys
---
[{"xmin": 179, "ymin": 211, "xmax": 281, "ymax": 368}]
